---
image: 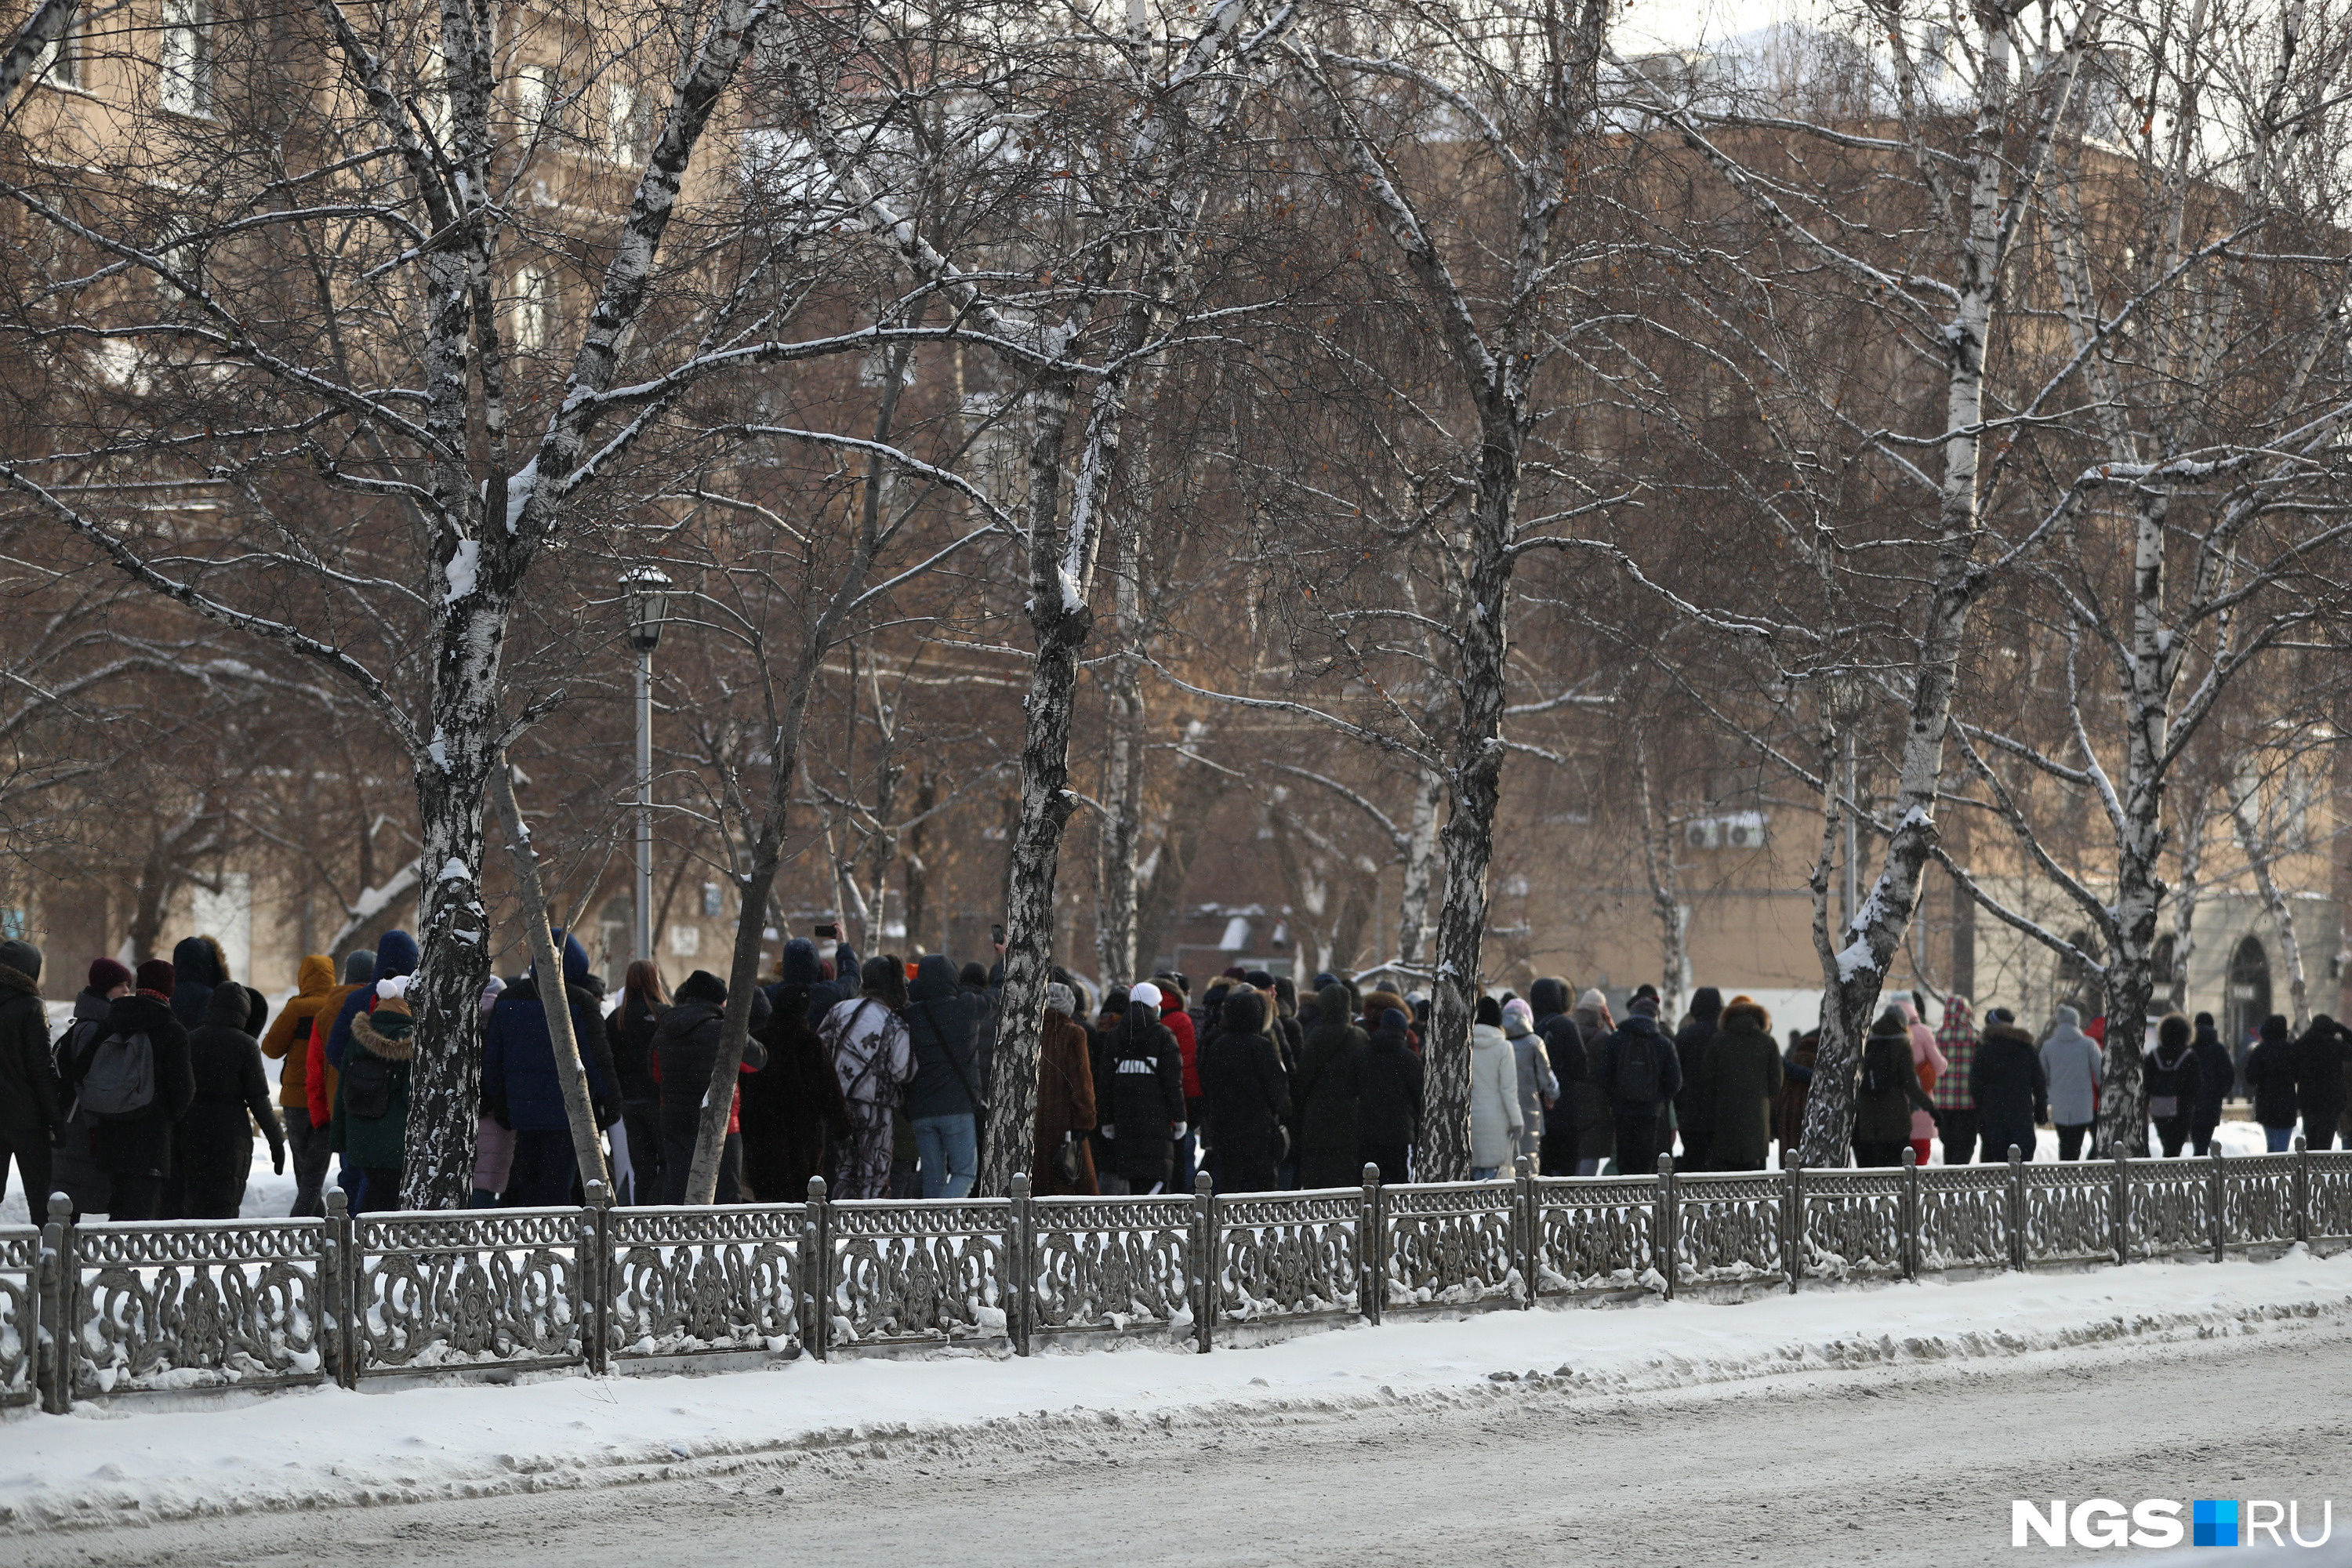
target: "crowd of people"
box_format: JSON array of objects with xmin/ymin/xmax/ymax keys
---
[{"xmin": 7, "ymin": 924, "xmax": 2352, "ymax": 1220}]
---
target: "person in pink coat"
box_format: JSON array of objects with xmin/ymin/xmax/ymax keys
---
[{"xmin": 1899, "ymin": 996, "xmax": 1948, "ymax": 1166}]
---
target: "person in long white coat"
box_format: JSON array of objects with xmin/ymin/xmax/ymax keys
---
[{"xmin": 1469, "ymin": 995, "xmax": 1525, "ymax": 1178}]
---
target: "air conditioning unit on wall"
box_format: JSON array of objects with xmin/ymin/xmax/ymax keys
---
[{"xmin": 1684, "ymin": 811, "xmax": 1769, "ymax": 851}]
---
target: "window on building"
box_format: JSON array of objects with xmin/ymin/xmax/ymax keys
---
[
  {"xmin": 510, "ymin": 263, "xmax": 552, "ymax": 350},
  {"xmin": 160, "ymin": 0, "xmax": 212, "ymax": 117},
  {"xmin": 515, "ymin": 63, "xmax": 556, "ymax": 132},
  {"xmin": 607, "ymin": 80, "xmax": 650, "ymax": 165}
]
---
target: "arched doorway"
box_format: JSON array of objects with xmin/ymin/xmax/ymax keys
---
[{"xmin": 2226, "ymin": 935, "xmax": 2271, "ymax": 1088}]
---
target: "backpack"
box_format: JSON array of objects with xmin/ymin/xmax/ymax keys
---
[
  {"xmin": 1860, "ymin": 1037, "xmax": 1897, "ymax": 1096},
  {"xmin": 76, "ymin": 1029, "xmax": 156, "ymax": 1122},
  {"xmin": 1614, "ymin": 1028, "xmax": 1660, "ymax": 1104},
  {"xmin": 342, "ymin": 1047, "xmax": 394, "ymax": 1120}
]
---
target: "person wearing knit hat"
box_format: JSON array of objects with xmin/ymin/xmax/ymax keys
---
[
  {"xmin": 333, "ymin": 986, "xmax": 415, "ymax": 1211},
  {"xmin": 1500, "ymin": 996, "xmax": 1556, "ymax": 1167},
  {"xmin": 79, "ymin": 958, "xmax": 196, "ymax": 1220},
  {"xmin": 1356, "ymin": 1007, "xmax": 1424, "ymax": 1184},
  {"xmin": 46, "ymin": 958, "xmax": 140, "ymax": 1217},
  {"xmin": 1597, "ymin": 989, "xmax": 1681, "ymax": 1173},
  {"xmin": 88, "ymin": 957, "xmax": 133, "ymax": 995}
]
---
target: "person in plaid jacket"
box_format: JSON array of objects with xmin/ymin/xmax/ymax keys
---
[{"xmin": 1932, "ymin": 996, "xmax": 1980, "ymax": 1163}]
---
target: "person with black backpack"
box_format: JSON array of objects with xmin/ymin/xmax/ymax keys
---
[
  {"xmin": 67, "ymin": 958, "xmax": 194, "ymax": 1221},
  {"xmin": 332, "ymin": 979, "xmax": 415, "ymax": 1210},
  {"xmin": 901, "ymin": 953, "xmax": 989, "ymax": 1199},
  {"xmin": 1597, "ymin": 995, "xmax": 1682, "ymax": 1174}
]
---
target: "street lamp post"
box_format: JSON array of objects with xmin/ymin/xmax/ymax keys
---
[
  {"xmin": 1820, "ymin": 669, "xmax": 1867, "ymax": 936},
  {"xmin": 621, "ymin": 567, "xmax": 671, "ymax": 963}
]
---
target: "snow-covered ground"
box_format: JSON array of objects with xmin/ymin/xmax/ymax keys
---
[{"xmin": 2, "ymin": 1248, "xmax": 2347, "ymax": 1531}]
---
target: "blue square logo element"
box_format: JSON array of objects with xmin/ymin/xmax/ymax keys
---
[{"xmin": 2194, "ymin": 1501, "xmax": 2240, "ymax": 1547}]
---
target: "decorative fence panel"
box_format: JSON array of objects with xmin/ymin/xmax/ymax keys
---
[
  {"xmin": 1383, "ymin": 1180, "xmax": 1521, "ymax": 1310},
  {"xmin": 1673, "ymin": 1173, "xmax": 1786, "ymax": 1288},
  {"xmin": 1916, "ymin": 1164, "xmax": 2011, "ymax": 1272},
  {"xmin": 605, "ymin": 1203, "xmax": 805, "ymax": 1362},
  {"xmin": 13, "ymin": 1148, "xmax": 2350, "ymax": 1413},
  {"xmin": 1532, "ymin": 1175, "xmax": 1657, "ymax": 1294},
  {"xmin": 1799, "ymin": 1171, "xmax": 1907, "ymax": 1279},
  {"xmin": 1029, "ymin": 1192, "xmax": 1197, "ymax": 1339},
  {"xmin": 824, "ymin": 1198, "xmax": 1012, "ymax": 1349},
  {"xmin": 1215, "ymin": 1189, "xmax": 1361, "ymax": 1323}
]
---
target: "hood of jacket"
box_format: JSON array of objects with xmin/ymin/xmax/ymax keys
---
[
  {"xmin": 373, "ymin": 929, "xmax": 420, "ymax": 982},
  {"xmin": 1616, "ymin": 1014, "xmax": 1663, "ymax": 1043},
  {"xmin": 0, "ymin": 939, "xmax": 40, "ymax": 989},
  {"xmin": 779, "ymin": 938, "xmax": 823, "ymax": 989},
  {"xmin": 1221, "ymin": 989, "xmax": 1267, "ymax": 1034},
  {"xmin": 2054, "ymin": 1003, "xmax": 2081, "ymax": 1029},
  {"xmin": 351, "ymin": 1009, "xmax": 416, "ymax": 1061},
  {"xmin": 341, "ymin": 949, "xmax": 377, "ymax": 984},
  {"xmin": 72, "ymin": 987, "xmax": 111, "ymax": 1022},
  {"xmin": 201, "ymin": 983, "xmax": 252, "ymax": 1029},
  {"xmin": 2259, "ymin": 1014, "xmax": 2291, "ymax": 1044},
  {"xmin": 172, "ymin": 935, "xmax": 223, "ymax": 990},
  {"xmin": 1472, "ymin": 1022, "xmax": 1509, "ymax": 1053},
  {"xmin": 295, "ymin": 954, "xmax": 335, "ymax": 995},
  {"xmin": 107, "ymin": 990, "xmax": 177, "ymax": 1038},
  {"xmin": 1720, "ymin": 999, "xmax": 1771, "ymax": 1036},
  {"xmin": 0, "ymin": 953, "xmax": 37, "ymax": 1000},
  {"xmin": 1577, "ymin": 987, "xmax": 1609, "ymax": 1014},
  {"xmin": 675, "ymin": 969, "xmax": 728, "ymax": 1007},
  {"xmin": 1686, "ymin": 986, "xmax": 1722, "ymax": 1024},
  {"xmin": 1529, "ymin": 977, "xmax": 1570, "ymax": 1018},
  {"xmin": 909, "ymin": 953, "xmax": 960, "ymax": 1004},
  {"xmin": 1982, "ymin": 1021, "xmax": 2036, "ymax": 1052}
]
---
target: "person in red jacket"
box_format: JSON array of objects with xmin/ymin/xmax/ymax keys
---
[{"xmin": 1150, "ymin": 976, "xmax": 1200, "ymax": 1186}]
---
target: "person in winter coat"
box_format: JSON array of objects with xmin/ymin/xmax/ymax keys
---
[
  {"xmin": 1200, "ymin": 989, "xmax": 1290, "ymax": 1194},
  {"xmin": 1095, "ymin": 982, "xmax": 1186, "ymax": 1195},
  {"xmin": 1597, "ymin": 996, "xmax": 1682, "ymax": 1174},
  {"xmin": 68, "ymin": 958, "xmax": 198, "ymax": 1219},
  {"xmin": 901, "ymin": 953, "xmax": 990, "ymax": 1199},
  {"xmin": 1569, "ymin": 989, "xmax": 1617, "ymax": 1174},
  {"xmin": 820, "ymin": 956, "xmax": 916, "ymax": 1200},
  {"xmin": 1972, "ymin": 1009, "xmax": 2048, "ymax": 1163},
  {"xmin": 1930, "ymin": 997, "xmax": 1980, "ymax": 1165},
  {"xmin": 1356, "ymin": 1008, "xmax": 1425, "ymax": 1184},
  {"xmin": 1526, "ymin": 978, "xmax": 1587, "ymax": 1176},
  {"xmin": 2143, "ymin": 1014, "xmax": 2203, "ymax": 1158},
  {"xmin": 2292, "ymin": 1015, "xmax": 2350, "ymax": 1152},
  {"xmin": 484, "ymin": 931, "xmax": 619, "ymax": 1207},
  {"xmin": 258, "ymin": 955, "xmax": 336, "ymax": 1215},
  {"xmin": 804, "ymin": 941, "xmax": 864, "ymax": 1028},
  {"xmin": 49, "ymin": 960, "xmax": 132, "ymax": 1218},
  {"xmin": 0, "ymin": 939, "xmax": 63, "ymax": 1207},
  {"xmin": 332, "ymin": 982, "xmax": 414, "ymax": 1211},
  {"xmin": 167, "ymin": 935, "xmax": 228, "ymax": 1034},
  {"xmin": 1853, "ymin": 1008, "xmax": 1937, "ymax": 1167},
  {"xmin": 177, "ymin": 982, "xmax": 287, "ymax": 1218},
  {"xmin": 739, "ymin": 942, "xmax": 851, "ymax": 1203},
  {"xmin": 1033, "ymin": 982, "xmax": 1098, "ymax": 1196},
  {"xmin": 603, "ymin": 960, "xmax": 668, "ymax": 1203},
  {"xmin": 2245, "ymin": 1014, "xmax": 2300, "ymax": 1152},
  {"xmin": 305, "ymin": 948, "xmax": 377, "ymax": 1132},
  {"xmin": 1671, "ymin": 987, "xmax": 1722, "ymax": 1170},
  {"xmin": 1155, "ymin": 982, "xmax": 1202, "ymax": 1188},
  {"xmin": 1467, "ymin": 996, "xmax": 1523, "ymax": 1178},
  {"xmin": 648, "ymin": 968, "xmax": 770, "ymax": 1203},
  {"xmin": 2039, "ymin": 1005, "xmax": 2103, "ymax": 1160},
  {"xmin": 1503, "ymin": 998, "xmax": 1558, "ymax": 1167},
  {"xmin": 1898, "ymin": 998, "xmax": 1947, "ymax": 1167},
  {"xmin": 1294, "ymin": 982, "xmax": 1366, "ymax": 1189},
  {"xmin": 1697, "ymin": 996, "xmax": 1784, "ymax": 1171},
  {"xmin": 1774, "ymin": 1029, "xmax": 1818, "ymax": 1159},
  {"xmin": 2188, "ymin": 1013, "xmax": 2232, "ymax": 1156}
]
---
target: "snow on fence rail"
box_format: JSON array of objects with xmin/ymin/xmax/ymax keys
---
[{"xmin": 12, "ymin": 1142, "xmax": 2352, "ymax": 1414}]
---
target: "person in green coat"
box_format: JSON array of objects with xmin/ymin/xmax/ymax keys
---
[
  {"xmin": 1293, "ymin": 983, "xmax": 1366, "ymax": 1189},
  {"xmin": 1697, "ymin": 996, "xmax": 1784, "ymax": 1171},
  {"xmin": 331, "ymin": 983, "xmax": 414, "ymax": 1211}
]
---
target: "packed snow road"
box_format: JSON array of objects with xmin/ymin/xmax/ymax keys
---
[{"xmin": 12, "ymin": 1313, "xmax": 2350, "ymax": 1567}]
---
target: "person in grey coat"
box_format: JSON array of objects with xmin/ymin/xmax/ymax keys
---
[
  {"xmin": 1501, "ymin": 998, "xmax": 1556, "ymax": 1165},
  {"xmin": 2040, "ymin": 1004, "xmax": 2103, "ymax": 1160}
]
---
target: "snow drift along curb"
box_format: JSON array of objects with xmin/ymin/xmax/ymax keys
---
[{"xmin": 4, "ymin": 1249, "xmax": 2350, "ymax": 1533}]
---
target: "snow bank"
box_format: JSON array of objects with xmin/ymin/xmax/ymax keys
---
[{"xmin": 4, "ymin": 1250, "xmax": 2349, "ymax": 1530}]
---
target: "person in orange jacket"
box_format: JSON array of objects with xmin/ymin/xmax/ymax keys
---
[{"xmin": 260, "ymin": 953, "xmax": 338, "ymax": 1216}]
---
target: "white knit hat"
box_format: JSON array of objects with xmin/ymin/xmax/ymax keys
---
[{"xmin": 1128, "ymin": 980, "xmax": 1162, "ymax": 1010}]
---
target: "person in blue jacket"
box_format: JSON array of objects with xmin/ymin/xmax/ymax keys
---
[
  {"xmin": 483, "ymin": 930, "xmax": 616, "ymax": 1206},
  {"xmin": 325, "ymin": 929, "xmax": 419, "ymax": 1072}
]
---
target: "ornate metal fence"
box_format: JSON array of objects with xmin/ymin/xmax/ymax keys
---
[{"xmin": 10, "ymin": 1145, "xmax": 2350, "ymax": 1413}]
